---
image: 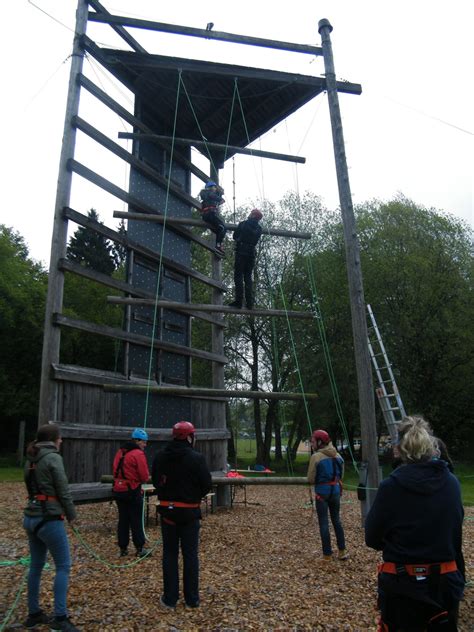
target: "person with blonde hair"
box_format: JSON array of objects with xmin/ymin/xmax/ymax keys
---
[{"xmin": 365, "ymin": 416, "xmax": 465, "ymax": 631}]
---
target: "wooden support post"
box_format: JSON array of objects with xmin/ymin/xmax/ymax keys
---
[
  {"xmin": 38, "ymin": 0, "xmax": 89, "ymax": 426},
  {"xmin": 17, "ymin": 420, "xmax": 26, "ymax": 466},
  {"xmin": 318, "ymin": 19, "xmax": 380, "ymax": 511}
]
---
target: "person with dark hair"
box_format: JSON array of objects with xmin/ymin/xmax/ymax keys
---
[
  {"xmin": 198, "ymin": 180, "xmax": 226, "ymax": 253},
  {"xmin": 307, "ymin": 429, "xmax": 348, "ymax": 561},
  {"xmin": 228, "ymin": 209, "xmax": 263, "ymax": 309},
  {"xmin": 151, "ymin": 421, "xmax": 212, "ymax": 610},
  {"xmin": 112, "ymin": 428, "xmax": 151, "ymax": 558},
  {"xmin": 365, "ymin": 416, "xmax": 465, "ymax": 631},
  {"xmin": 436, "ymin": 437, "xmax": 455, "ymax": 473},
  {"xmin": 23, "ymin": 424, "xmax": 79, "ymax": 631}
]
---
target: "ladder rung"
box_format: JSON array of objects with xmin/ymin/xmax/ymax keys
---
[{"xmin": 378, "ymin": 393, "xmax": 397, "ymax": 398}]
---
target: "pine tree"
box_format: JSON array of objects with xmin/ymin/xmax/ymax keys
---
[
  {"xmin": 67, "ymin": 209, "xmax": 116, "ymax": 275},
  {"xmin": 111, "ymin": 218, "xmax": 128, "ymax": 269}
]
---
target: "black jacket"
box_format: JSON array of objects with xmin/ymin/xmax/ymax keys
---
[
  {"xmin": 233, "ymin": 218, "xmax": 262, "ymax": 256},
  {"xmin": 151, "ymin": 440, "xmax": 212, "ymax": 523},
  {"xmin": 365, "ymin": 460, "xmax": 465, "ymax": 604}
]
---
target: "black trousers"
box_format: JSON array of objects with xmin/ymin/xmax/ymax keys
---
[
  {"xmin": 201, "ymin": 210, "xmax": 226, "ymax": 246},
  {"xmin": 161, "ymin": 518, "xmax": 201, "ymax": 607},
  {"xmin": 234, "ymin": 252, "xmax": 255, "ymax": 307},
  {"xmin": 378, "ymin": 574, "xmax": 461, "ymax": 631},
  {"xmin": 115, "ymin": 488, "xmax": 145, "ymax": 550}
]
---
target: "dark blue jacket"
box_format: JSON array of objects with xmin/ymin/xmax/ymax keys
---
[{"xmin": 365, "ymin": 460, "xmax": 464, "ymax": 572}]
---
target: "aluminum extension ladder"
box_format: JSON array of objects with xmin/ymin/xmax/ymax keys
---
[{"xmin": 366, "ymin": 304, "xmax": 406, "ymax": 442}]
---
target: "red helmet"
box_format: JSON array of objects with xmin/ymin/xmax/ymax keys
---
[
  {"xmin": 172, "ymin": 421, "xmax": 195, "ymax": 440},
  {"xmin": 250, "ymin": 208, "xmax": 263, "ymax": 220},
  {"xmin": 312, "ymin": 429, "xmax": 330, "ymax": 448}
]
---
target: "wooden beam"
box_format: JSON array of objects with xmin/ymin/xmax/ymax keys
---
[
  {"xmin": 53, "ymin": 313, "xmax": 228, "ymax": 364},
  {"xmin": 87, "ymin": 13, "xmax": 323, "ymax": 57},
  {"xmin": 67, "ymin": 159, "xmax": 218, "ymax": 254},
  {"xmin": 113, "ymin": 211, "xmax": 312, "ymax": 240},
  {"xmin": 99, "ymin": 474, "xmax": 308, "ymax": 485},
  {"xmin": 118, "ymin": 133, "xmax": 306, "ymax": 164},
  {"xmin": 88, "ymin": 1, "xmax": 147, "ymax": 54},
  {"xmin": 38, "ymin": 1, "xmax": 89, "ymax": 426},
  {"xmin": 211, "ymin": 476, "xmax": 309, "ymax": 485},
  {"xmin": 73, "ymin": 116, "xmax": 202, "ymax": 209},
  {"xmin": 107, "ymin": 297, "xmax": 314, "ymax": 320},
  {"xmin": 57, "ymin": 422, "xmax": 230, "ymax": 441},
  {"xmin": 319, "ymin": 19, "xmax": 379, "ymax": 510},
  {"xmin": 78, "ymin": 74, "xmax": 209, "ymax": 184},
  {"xmin": 62, "ymin": 208, "xmax": 226, "ymax": 292},
  {"xmin": 103, "ymin": 384, "xmax": 317, "ymax": 401}
]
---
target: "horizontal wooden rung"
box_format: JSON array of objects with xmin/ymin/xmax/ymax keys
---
[
  {"xmin": 107, "ymin": 297, "xmax": 314, "ymax": 319},
  {"xmin": 113, "ymin": 211, "xmax": 311, "ymax": 240},
  {"xmin": 103, "ymin": 384, "xmax": 317, "ymax": 401}
]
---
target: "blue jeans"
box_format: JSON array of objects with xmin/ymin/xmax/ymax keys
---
[
  {"xmin": 23, "ymin": 516, "xmax": 71, "ymax": 617},
  {"xmin": 161, "ymin": 519, "xmax": 200, "ymax": 607},
  {"xmin": 315, "ymin": 493, "xmax": 345, "ymax": 556}
]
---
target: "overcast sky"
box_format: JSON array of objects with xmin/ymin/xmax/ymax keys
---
[{"xmin": 2, "ymin": 0, "xmax": 472, "ymax": 266}]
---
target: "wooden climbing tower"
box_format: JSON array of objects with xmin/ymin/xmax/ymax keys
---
[{"xmin": 38, "ymin": 1, "xmax": 362, "ymax": 489}]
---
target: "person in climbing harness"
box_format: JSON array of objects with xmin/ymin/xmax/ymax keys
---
[
  {"xmin": 112, "ymin": 427, "xmax": 151, "ymax": 558},
  {"xmin": 365, "ymin": 416, "xmax": 465, "ymax": 631},
  {"xmin": 23, "ymin": 423, "xmax": 79, "ymax": 632},
  {"xmin": 198, "ymin": 180, "xmax": 226, "ymax": 253},
  {"xmin": 151, "ymin": 421, "xmax": 212, "ymax": 610},
  {"xmin": 228, "ymin": 208, "xmax": 263, "ymax": 309},
  {"xmin": 307, "ymin": 429, "xmax": 348, "ymax": 561}
]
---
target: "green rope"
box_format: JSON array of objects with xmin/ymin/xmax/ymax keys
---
[
  {"xmin": 306, "ymin": 257, "xmax": 359, "ymax": 473},
  {"xmin": 70, "ymin": 527, "xmax": 161, "ymax": 569},
  {"xmin": 0, "ymin": 568, "xmax": 28, "ymax": 632},
  {"xmin": 142, "ymin": 70, "xmax": 182, "ymax": 427},
  {"xmin": 179, "ymin": 77, "xmax": 219, "ymax": 176},
  {"xmin": 223, "ymin": 79, "xmax": 239, "ymax": 164}
]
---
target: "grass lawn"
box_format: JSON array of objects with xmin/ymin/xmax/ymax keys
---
[
  {"xmin": 232, "ymin": 441, "xmax": 474, "ymax": 506},
  {"xmin": 1, "ymin": 449, "xmax": 473, "ymax": 505}
]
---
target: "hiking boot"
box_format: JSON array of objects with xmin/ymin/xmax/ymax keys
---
[
  {"xmin": 338, "ymin": 549, "xmax": 349, "ymax": 560},
  {"xmin": 119, "ymin": 548, "xmax": 128, "ymax": 557},
  {"xmin": 136, "ymin": 548, "xmax": 152, "ymax": 558},
  {"xmin": 49, "ymin": 617, "xmax": 79, "ymax": 631},
  {"xmin": 159, "ymin": 596, "xmax": 176, "ymax": 611},
  {"xmin": 185, "ymin": 601, "xmax": 200, "ymax": 609},
  {"xmin": 228, "ymin": 301, "xmax": 242, "ymax": 309},
  {"xmin": 322, "ymin": 554, "xmax": 333, "ymax": 561},
  {"xmin": 24, "ymin": 610, "xmax": 50, "ymax": 628},
  {"xmin": 215, "ymin": 244, "xmax": 225, "ymax": 254}
]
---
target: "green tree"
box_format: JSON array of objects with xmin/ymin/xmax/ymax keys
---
[
  {"xmin": 67, "ymin": 209, "xmax": 116, "ymax": 275},
  {"xmin": 292, "ymin": 196, "xmax": 474, "ymax": 455},
  {"xmin": 0, "ymin": 226, "xmax": 48, "ymax": 449}
]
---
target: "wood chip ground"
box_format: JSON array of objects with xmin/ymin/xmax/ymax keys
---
[{"xmin": 0, "ymin": 483, "xmax": 472, "ymax": 630}]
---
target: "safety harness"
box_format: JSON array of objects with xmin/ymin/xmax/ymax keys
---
[
  {"xmin": 379, "ymin": 561, "xmax": 457, "ymax": 578},
  {"xmin": 25, "ymin": 458, "xmax": 61, "ymax": 534},
  {"xmin": 315, "ymin": 457, "xmax": 343, "ymax": 501},
  {"xmin": 113, "ymin": 447, "xmax": 139, "ymax": 493},
  {"xmin": 200, "ymin": 205, "xmax": 218, "ymax": 214},
  {"xmin": 158, "ymin": 500, "xmax": 200, "ymax": 509}
]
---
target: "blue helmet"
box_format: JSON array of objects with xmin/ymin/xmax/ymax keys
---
[
  {"xmin": 205, "ymin": 180, "xmax": 217, "ymax": 188},
  {"xmin": 132, "ymin": 428, "xmax": 148, "ymax": 441}
]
